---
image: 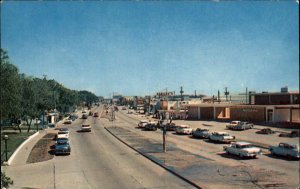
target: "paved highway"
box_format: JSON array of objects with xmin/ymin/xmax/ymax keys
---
[{"xmin": 3, "ymin": 105, "xmax": 196, "ymax": 189}]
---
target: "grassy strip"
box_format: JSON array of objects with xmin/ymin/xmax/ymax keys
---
[{"xmin": 1, "ymin": 132, "xmax": 34, "ymax": 162}]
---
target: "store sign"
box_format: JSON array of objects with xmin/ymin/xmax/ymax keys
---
[{"xmin": 157, "ymin": 92, "xmax": 174, "ymax": 96}]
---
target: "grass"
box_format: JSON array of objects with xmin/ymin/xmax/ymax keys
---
[{"xmin": 1, "ymin": 132, "xmax": 34, "ymax": 163}]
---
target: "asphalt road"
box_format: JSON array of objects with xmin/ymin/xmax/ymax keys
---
[
  {"xmin": 115, "ymin": 109, "xmax": 300, "ymax": 188},
  {"xmin": 3, "ymin": 105, "xmax": 196, "ymax": 189}
]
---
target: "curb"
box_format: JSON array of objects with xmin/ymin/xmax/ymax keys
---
[
  {"xmin": 7, "ymin": 130, "xmax": 41, "ymax": 165},
  {"xmin": 104, "ymin": 127, "xmax": 203, "ymax": 189}
]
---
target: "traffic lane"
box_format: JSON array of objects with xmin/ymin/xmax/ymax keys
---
[
  {"xmin": 93, "ymin": 117, "xmax": 196, "ymax": 188},
  {"xmin": 115, "ymin": 111, "xmax": 299, "ymax": 181},
  {"xmin": 64, "ymin": 111, "xmax": 196, "ymax": 188}
]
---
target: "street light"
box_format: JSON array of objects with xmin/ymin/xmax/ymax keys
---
[{"xmin": 3, "ymin": 135, "xmax": 8, "ymax": 161}]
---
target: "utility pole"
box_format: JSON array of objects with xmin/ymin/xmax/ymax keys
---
[
  {"xmin": 224, "ymin": 87, "xmax": 229, "ymax": 101},
  {"xmin": 245, "ymin": 87, "xmax": 248, "ymax": 105}
]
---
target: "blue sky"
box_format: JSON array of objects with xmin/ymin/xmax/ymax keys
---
[{"xmin": 2, "ymin": 1, "xmax": 299, "ymax": 98}]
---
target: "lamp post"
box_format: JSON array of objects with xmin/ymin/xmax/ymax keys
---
[{"xmin": 3, "ymin": 135, "xmax": 8, "ymax": 161}]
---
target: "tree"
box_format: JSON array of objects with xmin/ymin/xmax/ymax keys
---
[
  {"xmin": 0, "ymin": 49, "xmax": 22, "ymax": 125},
  {"xmin": 1, "ymin": 171, "xmax": 13, "ymax": 189}
]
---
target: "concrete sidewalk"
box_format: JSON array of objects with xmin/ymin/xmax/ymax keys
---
[{"xmin": 8, "ymin": 130, "xmax": 48, "ymax": 166}]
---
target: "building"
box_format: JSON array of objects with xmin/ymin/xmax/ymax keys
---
[{"xmin": 186, "ymin": 88, "xmax": 300, "ymax": 124}]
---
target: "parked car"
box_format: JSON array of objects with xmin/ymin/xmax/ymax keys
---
[
  {"xmin": 209, "ymin": 132, "xmax": 235, "ymax": 143},
  {"xmin": 269, "ymin": 143, "xmax": 300, "ymax": 159},
  {"xmin": 144, "ymin": 122, "xmax": 157, "ymax": 131},
  {"xmin": 256, "ymin": 128, "xmax": 275, "ymax": 135},
  {"xmin": 122, "ymin": 107, "xmax": 127, "ymax": 110},
  {"xmin": 93, "ymin": 112, "xmax": 99, "ymax": 117},
  {"xmin": 55, "ymin": 138, "xmax": 71, "ymax": 155},
  {"xmin": 81, "ymin": 124, "xmax": 91, "ymax": 132},
  {"xmin": 165, "ymin": 123, "xmax": 177, "ymax": 131},
  {"xmin": 138, "ymin": 120, "xmax": 149, "ymax": 128},
  {"xmin": 192, "ymin": 128, "xmax": 210, "ymax": 139},
  {"xmin": 59, "ymin": 128, "xmax": 69, "ymax": 132},
  {"xmin": 224, "ymin": 142, "xmax": 261, "ymax": 158},
  {"xmin": 279, "ymin": 130, "xmax": 300, "ymax": 138},
  {"xmin": 231, "ymin": 122, "xmax": 254, "ymax": 130},
  {"xmin": 57, "ymin": 130, "xmax": 69, "ymax": 139},
  {"xmin": 176, "ymin": 125, "xmax": 193, "ymax": 135},
  {"xmin": 226, "ymin": 121, "xmax": 241, "ymax": 129}
]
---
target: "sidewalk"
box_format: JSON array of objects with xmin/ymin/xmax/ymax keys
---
[{"xmin": 8, "ymin": 130, "xmax": 47, "ymax": 166}]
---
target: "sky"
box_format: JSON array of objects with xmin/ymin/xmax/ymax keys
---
[{"xmin": 2, "ymin": 1, "xmax": 299, "ymax": 98}]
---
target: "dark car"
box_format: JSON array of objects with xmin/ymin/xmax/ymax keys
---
[
  {"xmin": 82, "ymin": 114, "xmax": 88, "ymax": 119},
  {"xmin": 55, "ymin": 138, "xmax": 71, "ymax": 155},
  {"xmin": 144, "ymin": 123, "xmax": 157, "ymax": 131}
]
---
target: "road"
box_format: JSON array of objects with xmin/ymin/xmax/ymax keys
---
[
  {"xmin": 3, "ymin": 105, "xmax": 196, "ymax": 189},
  {"xmin": 114, "ymin": 108, "xmax": 300, "ymax": 188}
]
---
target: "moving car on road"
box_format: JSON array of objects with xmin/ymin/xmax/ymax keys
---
[
  {"xmin": 224, "ymin": 142, "xmax": 261, "ymax": 158},
  {"xmin": 63, "ymin": 119, "xmax": 72, "ymax": 124},
  {"xmin": 55, "ymin": 138, "xmax": 71, "ymax": 155},
  {"xmin": 192, "ymin": 128, "xmax": 210, "ymax": 139},
  {"xmin": 209, "ymin": 132, "xmax": 235, "ymax": 143},
  {"xmin": 269, "ymin": 143, "xmax": 300, "ymax": 159},
  {"xmin": 93, "ymin": 112, "xmax": 99, "ymax": 117},
  {"xmin": 175, "ymin": 125, "xmax": 193, "ymax": 135},
  {"xmin": 81, "ymin": 124, "xmax": 92, "ymax": 132},
  {"xmin": 57, "ymin": 130, "xmax": 69, "ymax": 139}
]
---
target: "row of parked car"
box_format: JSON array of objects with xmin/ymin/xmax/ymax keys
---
[{"xmin": 137, "ymin": 120, "xmax": 300, "ymax": 159}]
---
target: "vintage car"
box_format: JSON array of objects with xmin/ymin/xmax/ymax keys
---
[
  {"xmin": 209, "ymin": 132, "xmax": 235, "ymax": 143},
  {"xmin": 81, "ymin": 124, "xmax": 91, "ymax": 132},
  {"xmin": 256, "ymin": 128, "xmax": 275, "ymax": 135},
  {"xmin": 175, "ymin": 125, "xmax": 193, "ymax": 135},
  {"xmin": 138, "ymin": 120, "xmax": 149, "ymax": 128},
  {"xmin": 93, "ymin": 112, "xmax": 99, "ymax": 117},
  {"xmin": 224, "ymin": 142, "xmax": 261, "ymax": 158},
  {"xmin": 63, "ymin": 119, "xmax": 72, "ymax": 124},
  {"xmin": 55, "ymin": 138, "xmax": 71, "ymax": 155},
  {"xmin": 144, "ymin": 122, "xmax": 158, "ymax": 131},
  {"xmin": 82, "ymin": 113, "xmax": 88, "ymax": 119},
  {"xmin": 231, "ymin": 122, "xmax": 254, "ymax": 130},
  {"xmin": 269, "ymin": 143, "xmax": 300, "ymax": 159},
  {"xmin": 192, "ymin": 128, "xmax": 210, "ymax": 139},
  {"xmin": 226, "ymin": 121, "xmax": 241, "ymax": 129},
  {"xmin": 57, "ymin": 130, "xmax": 69, "ymax": 139}
]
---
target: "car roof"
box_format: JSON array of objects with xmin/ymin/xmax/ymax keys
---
[
  {"xmin": 214, "ymin": 132, "xmax": 228, "ymax": 134},
  {"xmin": 59, "ymin": 128, "xmax": 69, "ymax": 131},
  {"xmin": 234, "ymin": 142, "xmax": 252, "ymax": 145}
]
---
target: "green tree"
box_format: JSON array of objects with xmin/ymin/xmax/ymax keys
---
[{"xmin": 0, "ymin": 49, "xmax": 22, "ymax": 125}]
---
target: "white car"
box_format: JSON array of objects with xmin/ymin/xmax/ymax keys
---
[
  {"xmin": 209, "ymin": 132, "xmax": 235, "ymax": 143},
  {"xmin": 81, "ymin": 124, "xmax": 91, "ymax": 132},
  {"xmin": 226, "ymin": 121, "xmax": 241, "ymax": 129},
  {"xmin": 138, "ymin": 120, "xmax": 149, "ymax": 128},
  {"xmin": 175, "ymin": 125, "xmax": 193, "ymax": 135},
  {"xmin": 224, "ymin": 142, "xmax": 261, "ymax": 158},
  {"xmin": 269, "ymin": 143, "xmax": 300, "ymax": 159},
  {"xmin": 57, "ymin": 131, "xmax": 69, "ymax": 139}
]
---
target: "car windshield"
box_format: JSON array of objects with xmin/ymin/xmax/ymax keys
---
[{"xmin": 58, "ymin": 131, "xmax": 68, "ymax": 134}]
